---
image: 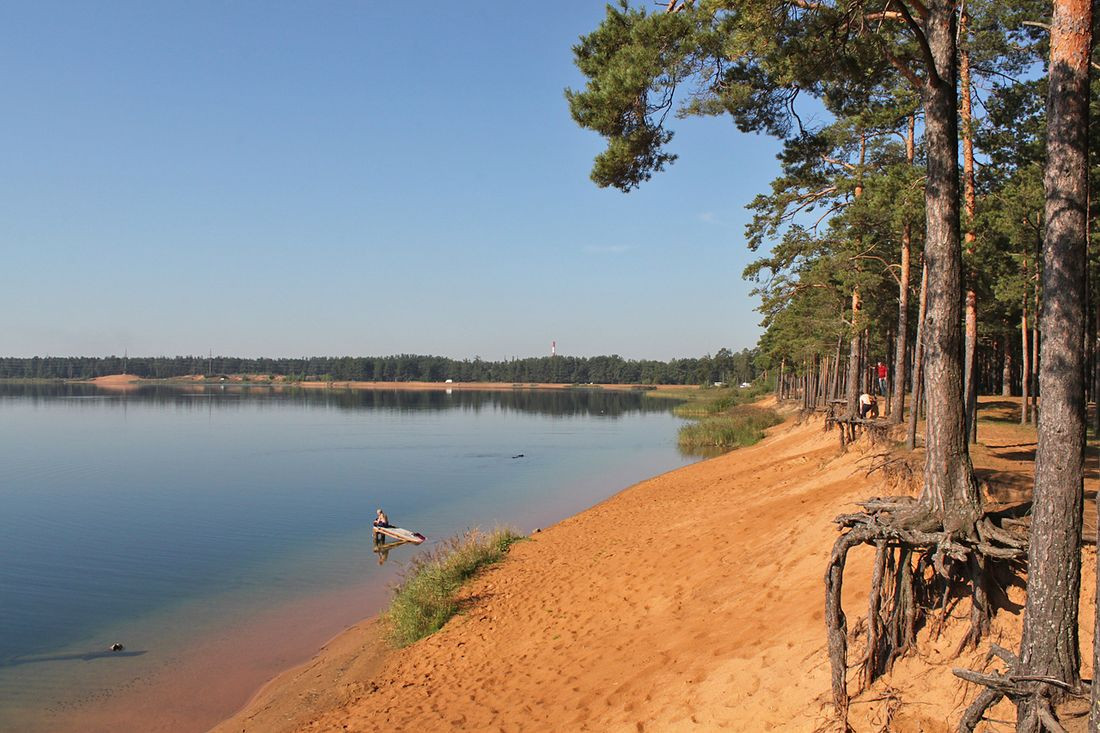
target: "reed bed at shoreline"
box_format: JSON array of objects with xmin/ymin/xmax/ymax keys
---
[
  {"xmin": 386, "ymin": 528, "xmax": 524, "ymax": 647},
  {"xmin": 671, "ymin": 383, "xmax": 770, "ymax": 418},
  {"xmin": 678, "ymin": 403, "xmax": 781, "ymax": 453}
]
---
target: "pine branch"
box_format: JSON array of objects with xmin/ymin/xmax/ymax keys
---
[
  {"xmin": 883, "ymin": 47, "xmax": 924, "ymax": 88},
  {"xmin": 889, "ymin": 0, "xmax": 940, "ymax": 86}
]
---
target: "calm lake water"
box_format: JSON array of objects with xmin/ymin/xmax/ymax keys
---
[{"xmin": 0, "ymin": 384, "xmax": 694, "ymax": 732}]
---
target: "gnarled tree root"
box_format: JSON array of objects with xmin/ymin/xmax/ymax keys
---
[
  {"xmin": 953, "ymin": 645, "xmax": 1083, "ymax": 732},
  {"xmin": 824, "ymin": 498, "xmax": 1027, "ymax": 730}
]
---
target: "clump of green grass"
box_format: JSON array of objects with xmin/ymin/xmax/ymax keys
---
[
  {"xmin": 678, "ymin": 404, "xmax": 783, "ymax": 454},
  {"xmin": 673, "ymin": 392, "xmax": 737, "ymax": 418},
  {"xmin": 671, "ymin": 381, "xmax": 772, "ymax": 419},
  {"xmin": 385, "ymin": 527, "xmax": 524, "ymax": 647}
]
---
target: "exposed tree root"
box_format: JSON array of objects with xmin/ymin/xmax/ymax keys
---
[
  {"xmin": 952, "ymin": 644, "xmax": 1085, "ymax": 732},
  {"xmin": 824, "ymin": 497, "xmax": 1028, "ymax": 730},
  {"xmin": 826, "ymin": 416, "xmax": 891, "ymax": 450},
  {"xmin": 856, "ymin": 451, "xmax": 919, "ymax": 485}
]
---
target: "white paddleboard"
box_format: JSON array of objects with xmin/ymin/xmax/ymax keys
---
[{"xmin": 373, "ymin": 526, "xmax": 426, "ymax": 544}]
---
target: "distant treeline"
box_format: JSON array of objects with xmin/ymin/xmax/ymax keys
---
[
  {"xmin": 0, "ymin": 382, "xmax": 676, "ymax": 418},
  {"xmin": 0, "ymin": 349, "xmax": 759, "ymax": 386}
]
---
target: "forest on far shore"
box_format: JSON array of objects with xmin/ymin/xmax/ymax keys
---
[{"xmin": 0, "ymin": 348, "xmax": 759, "ymax": 386}]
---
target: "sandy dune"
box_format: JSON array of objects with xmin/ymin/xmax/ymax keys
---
[
  {"xmin": 86, "ymin": 373, "xmax": 141, "ymax": 390},
  {"xmin": 216, "ymin": 400, "xmax": 1097, "ymax": 732}
]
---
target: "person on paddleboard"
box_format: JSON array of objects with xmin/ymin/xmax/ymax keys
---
[{"xmin": 372, "ymin": 508, "xmax": 391, "ymax": 546}]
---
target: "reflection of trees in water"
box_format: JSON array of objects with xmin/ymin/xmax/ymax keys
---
[{"xmin": 0, "ymin": 383, "xmax": 672, "ymax": 418}]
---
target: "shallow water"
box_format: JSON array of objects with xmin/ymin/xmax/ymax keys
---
[{"xmin": 0, "ymin": 384, "xmax": 693, "ymax": 731}]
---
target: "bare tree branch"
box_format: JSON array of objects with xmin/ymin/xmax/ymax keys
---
[
  {"xmin": 1020, "ymin": 21, "xmax": 1100, "ymax": 69},
  {"xmin": 822, "ymin": 155, "xmax": 857, "ymax": 171},
  {"xmin": 854, "ymin": 254, "xmax": 904, "ymax": 286},
  {"xmin": 883, "ymin": 46, "xmax": 924, "ymax": 88},
  {"xmin": 813, "ymin": 201, "xmax": 848, "ymax": 229},
  {"xmin": 889, "ymin": 0, "xmax": 940, "ymax": 85},
  {"xmin": 905, "ymin": 0, "xmax": 930, "ymax": 20}
]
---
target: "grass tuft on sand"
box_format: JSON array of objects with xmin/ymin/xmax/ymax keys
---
[
  {"xmin": 386, "ymin": 528, "xmax": 524, "ymax": 647},
  {"xmin": 678, "ymin": 404, "xmax": 782, "ymax": 453}
]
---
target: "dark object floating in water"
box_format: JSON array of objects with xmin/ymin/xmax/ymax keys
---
[
  {"xmin": 110, "ymin": 643, "xmax": 124, "ymax": 652},
  {"xmin": 512, "ymin": 454, "xmax": 524, "ymax": 459}
]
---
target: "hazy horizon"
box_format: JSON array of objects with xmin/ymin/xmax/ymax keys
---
[
  {"xmin": 1, "ymin": 3, "xmax": 786, "ymax": 359},
  {"xmin": 0, "ymin": 346, "xmax": 753, "ymax": 362}
]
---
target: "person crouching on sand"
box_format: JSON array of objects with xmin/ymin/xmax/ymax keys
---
[{"xmin": 858, "ymin": 392, "xmax": 878, "ymax": 420}]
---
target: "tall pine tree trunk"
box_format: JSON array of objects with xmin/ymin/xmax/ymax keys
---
[
  {"xmin": 906, "ymin": 259, "xmax": 924, "ymax": 449},
  {"xmin": 917, "ymin": 1, "xmax": 982, "ymax": 529},
  {"xmin": 1032, "ymin": 266, "xmax": 1041, "ymax": 420},
  {"xmin": 846, "ymin": 135, "xmax": 867, "ymax": 418},
  {"xmin": 1022, "ymin": 297, "xmax": 1032, "ymax": 424},
  {"xmin": 831, "ymin": 334, "xmax": 843, "ymax": 401},
  {"xmin": 907, "ymin": 261, "xmax": 929, "ymax": 450},
  {"xmin": 892, "ymin": 114, "xmax": 916, "ymax": 424},
  {"xmin": 1021, "ymin": 0, "xmax": 1091, "ymax": 725},
  {"xmin": 846, "ymin": 288, "xmax": 862, "ymax": 416},
  {"xmin": 960, "ymin": 6, "xmax": 980, "ymax": 445}
]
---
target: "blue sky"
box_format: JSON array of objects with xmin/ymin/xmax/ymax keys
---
[{"xmin": 1, "ymin": 2, "xmax": 787, "ymax": 360}]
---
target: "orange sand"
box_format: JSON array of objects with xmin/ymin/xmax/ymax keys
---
[
  {"xmin": 81, "ymin": 374, "xmax": 692, "ymax": 395},
  {"xmin": 216, "ymin": 397, "xmax": 1096, "ymax": 732},
  {"xmin": 87, "ymin": 374, "xmax": 141, "ymax": 390}
]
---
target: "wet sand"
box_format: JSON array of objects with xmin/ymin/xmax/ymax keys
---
[{"xmin": 213, "ymin": 397, "xmax": 1096, "ymax": 732}]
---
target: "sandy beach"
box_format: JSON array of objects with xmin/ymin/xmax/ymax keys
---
[
  {"xmin": 76, "ymin": 375, "xmax": 695, "ymax": 396},
  {"xmin": 141, "ymin": 377, "xmax": 691, "ymax": 394},
  {"xmin": 212, "ymin": 397, "xmax": 1093, "ymax": 732},
  {"xmin": 86, "ymin": 374, "xmax": 143, "ymax": 390}
]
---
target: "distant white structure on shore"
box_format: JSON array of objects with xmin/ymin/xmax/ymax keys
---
[{"xmin": 551, "ymin": 340, "xmax": 556, "ymax": 357}]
